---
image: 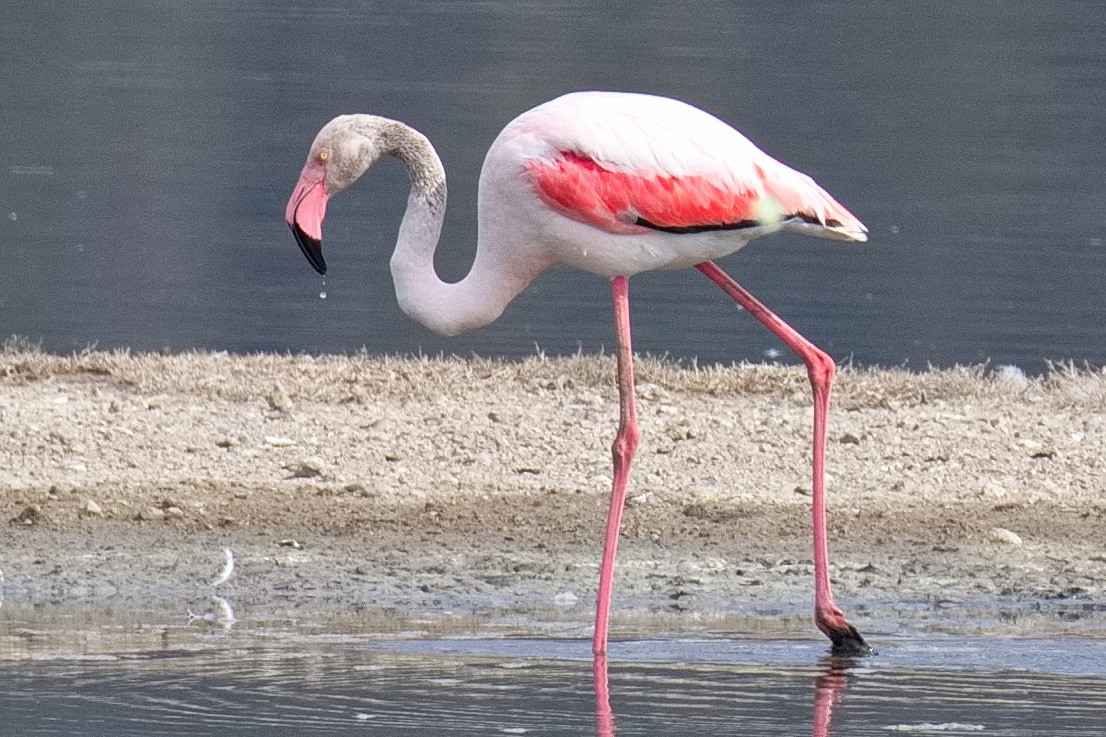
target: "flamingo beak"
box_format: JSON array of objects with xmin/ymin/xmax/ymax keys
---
[{"xmin": 285, "ymin": 161, "xmax": 329, "ymax": 275}]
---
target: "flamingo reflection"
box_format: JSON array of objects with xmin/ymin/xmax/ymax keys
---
[{"xmin": 592, "ymin": 652, "xmax": 858, "ymax": 736}]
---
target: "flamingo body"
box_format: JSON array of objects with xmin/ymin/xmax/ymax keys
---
[
  {"xmin": 478, "ymin": 91, "xmax": 866, "ymax": 277},
  {"xmin": 285, "ymin": 91, "xmax": 873, "ymax": 656}
]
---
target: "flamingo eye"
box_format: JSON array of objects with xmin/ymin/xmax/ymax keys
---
[{"xmin": 317, "ymin": 148, "xmax": 331, "ymax": 163}]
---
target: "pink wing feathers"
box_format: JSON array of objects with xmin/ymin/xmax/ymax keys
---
[
  {"xmin": 526, "ymin": 151, "xmax": 760, "ymax": 235},
  {"xmin": 516, "ymin": 92, "xmax": 867, "ymax": 242}
]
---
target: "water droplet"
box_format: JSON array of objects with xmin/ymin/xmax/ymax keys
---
[
  {"xmin": 8, "ymin": 212, "xmax": 16, "ymax": 221},
  {"xmin": 889, "ymin": 225, "xmax": 900, "ymax": 234},
  {"xmin": 319, "ymin": 291, "xmax": 327, "ymax": 299}
]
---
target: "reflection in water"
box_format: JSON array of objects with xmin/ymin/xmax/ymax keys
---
[
  {"xmin": 594, "ymin": 655, "xmax": 615, "ymax": 737},
  {"xmin": 3, "ymin": 637, "xmax": 1106, "ymax": 735},
  {"xmin": 186, "ymin": 596, "xmax": 237, "ymax": 631},
  {"xmin": 811, "ymin": 657, "xmax": 851, "ymax": 737},
  {"xmin": 593, "ymin": 653, "xmax": 855, "ymax": 736}
]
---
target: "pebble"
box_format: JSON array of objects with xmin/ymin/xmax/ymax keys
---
[
  {"xmin": 288, "ymin": 456, "xmax": 326, "ymax": 479},
  {"xmin": 993, "ymin": 364, "xmax": 1029, "ymax": 387},
  {"xmin": 553, "ymin": 591, "xmax": 579, "ymax": 606},
  {"xmin": 638, "ymin": 382, "xmax": 669, "ymax": 400},
  {"xmin": 12, "ymin": 505, "xmax": 41, "ymax": 525},
  {"xmin": 266, "ymin": 384, "xmax": 293, "ymax": 413},
  {"xmin": 83, "ymin": 500, "xmax": 103, "ymax": 517},
  {"xmin": 989, "ymin": 527, "xmax": 1023, "ymax": 546},
  {"xmin": 980, "ymin": 480, "xmax": 1006, "ymax": 497},
  {"xmin": 265, "ymin": 436, "xmax": 296, "ymax": 447}
]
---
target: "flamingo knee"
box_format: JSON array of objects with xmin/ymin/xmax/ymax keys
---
[
  {"xmin": 805, "ymin": 346, "xmax": 836, "ymax": 394},
  {"xmin": 611, "ymin": 421, "xmax": 640, "ymax": 470}
]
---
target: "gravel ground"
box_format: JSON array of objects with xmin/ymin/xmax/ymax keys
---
[{"xmin": 1, "ymin": 344, "xmax": 1105, "ymax": 654}]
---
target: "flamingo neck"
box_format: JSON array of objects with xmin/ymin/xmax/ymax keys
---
[{"xmin": 383, "ymin": 121, "xmax": 532, "ymax": 337}]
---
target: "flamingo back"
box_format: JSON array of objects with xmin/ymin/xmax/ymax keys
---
[{"xmin": 478, "ymin": 91, "xmax": 866, "ymax": 276}]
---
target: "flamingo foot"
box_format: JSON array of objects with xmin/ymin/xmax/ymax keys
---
[{"xmin": 817, "ymin": 607, "xmax": 875, "ymax": 656}]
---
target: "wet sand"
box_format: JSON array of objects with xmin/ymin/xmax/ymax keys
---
[{"xmin": 2, "ymin": 343, "xmax": 1104, "ymax": 648}]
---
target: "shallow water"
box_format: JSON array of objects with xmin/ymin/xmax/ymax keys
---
[
  {"xmin": 3, "ymin": 630, "xmax": 1106, "ymax": 736},
  {"xmin": 2, "ymin": 1, "xmax": 1104, "ymax": 370}
]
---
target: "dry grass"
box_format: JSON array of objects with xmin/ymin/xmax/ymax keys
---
[{"xmin": 3, "ymin": 337, "xmax": 1103, "ymax": 410}]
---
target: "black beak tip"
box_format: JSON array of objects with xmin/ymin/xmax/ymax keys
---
[{"xmin": 290, "ymin": 222, "xmax": 327, "ymax": 275}]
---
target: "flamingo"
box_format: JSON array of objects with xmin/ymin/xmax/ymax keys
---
[{"xmin": 284, "ymin": 91, "xmax": 872, "ymax": 656}]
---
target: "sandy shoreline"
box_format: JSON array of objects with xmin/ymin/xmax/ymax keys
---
[{"xmin": 2, "ymin": 344, "xmax": 1105, "ymax": 650}]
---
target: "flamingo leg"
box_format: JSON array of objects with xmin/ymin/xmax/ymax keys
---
[
  {"xmin": 695, "ymin": 260, "xmax": 872, "ymax": 655},
  {"xmin": 593, "ymin": 275, "xmax": 641, "ymax": 656}
]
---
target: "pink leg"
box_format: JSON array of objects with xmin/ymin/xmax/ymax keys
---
[
  {"xmin": 593, "ymin": 275, "xmax": 641, "ymax": 656},
  {"xmin": 696, "ymin": 261, "xmax": 871, "ymax": 655}
]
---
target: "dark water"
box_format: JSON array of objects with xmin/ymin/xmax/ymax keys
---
[
  {"xmin": 1, "ymin": 1, "xmax": 1104, "ymax": 370},
  {"xmin": 4, "ymin": 636, "xmax": 1106, "ymax": 735}
]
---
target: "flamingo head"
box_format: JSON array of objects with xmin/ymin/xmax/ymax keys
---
[{"xmin": 285, "ymin": 115, "xmax": 391, "ymax": 275}]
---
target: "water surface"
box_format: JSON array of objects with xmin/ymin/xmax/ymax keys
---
[
  {"xmin": 3, "ymin": 634, "xmax": 1106, "ymax": 736},
  {"xmin": 1, "ymin": 1, "xmax": 1103, "ymax": 370}
]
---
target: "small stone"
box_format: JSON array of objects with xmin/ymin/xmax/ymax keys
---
[
  {"xmin": 11, "ymin": 505, "xmax": 41, "ymax": 525},
  {"xmin": 553, "ymin": 591, "xmax": 579, "ymax": 606},
  {"xmin": 265, "ymin": 436, "xmax": 296, "ymax": 447},
  {"xmin": 109, "ymin": 400, "xmax": 122, "ymax": 413},
  {"xmin": 146, "ymin": 399, "xmax": 162, "ymax": 410},
  {"xmin": 638, "ymin": 382, "xmax": 669, "ymax": 400},
  {"xmin": 215, "ymin": 437, "xmax": 236, "ymax": 448},
  {"xmin": 981, "ymin": 480, "xmax": 1006, "ymax": 497},
  {"xmin": 83, "ymin": 500, "xmax": 103, "ymax": 517},
  {"xmin": 989, "ymin": 527, "xmax": 1023, "ymax": 546},
  {"xmin": 280, "ymin": 539, "xmax": 302, "ymax": 549},
  {"xmin": 993, "ymin": 364, "xmax": 1029, "ymax": 387},
  {"xmin": 164, "ymin": 506, "xmax": 184, "ymax": 518},
  {"xmin": 266, "ymin": 383, "xmax": 293, "ymax": 413},
  {"xmin": 839, "ymin": 432, "xmax": 861, "ymax": 445},
  {"xmin": 288, "ymin": 456, "xmax": 326, "ymax": 479}
]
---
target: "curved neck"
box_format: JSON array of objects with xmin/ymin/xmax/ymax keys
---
[{"xmin": 382, "ymin": 121, "xmax": 534, "ymax": 337}]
